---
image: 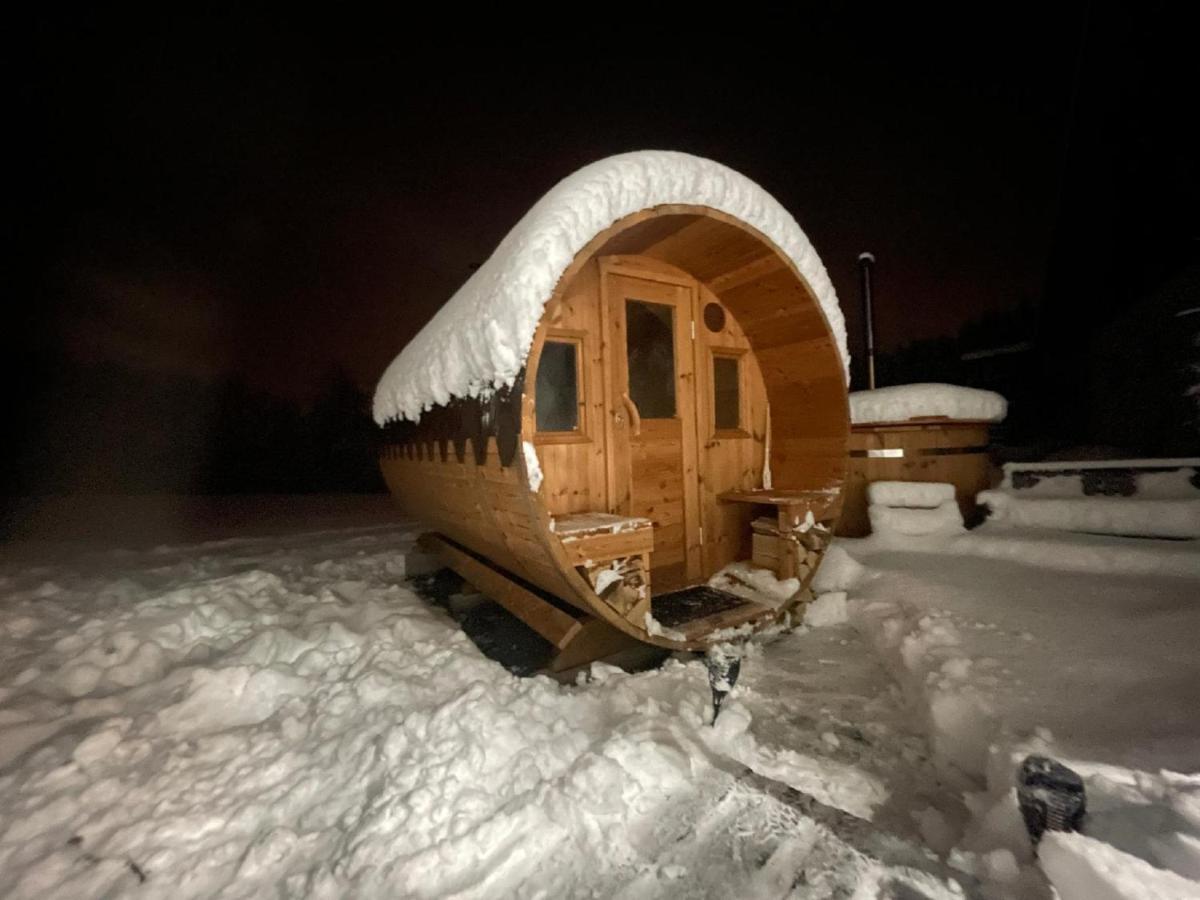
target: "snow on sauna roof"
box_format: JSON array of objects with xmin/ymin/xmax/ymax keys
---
[
  {"xmin": 850, "ymin": 383, "xmax": 1007, "ymax": 425},
  {"xmin": 373, "ymin": 151, "xmax": 848, "ymax": 424}
]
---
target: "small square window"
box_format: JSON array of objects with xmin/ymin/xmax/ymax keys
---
[{"xmin": 713, "ymin": 355, "xmax": 741, "ymax": 431}]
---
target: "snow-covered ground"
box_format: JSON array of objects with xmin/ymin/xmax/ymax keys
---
[
  {"xmin": 0, "ymin": 509, "xmax": 968, "ymax": 899},
  {"xmin": 1, "ymin": 499, "xmax": 1197, "ymax": 898},
  {"xmin": 827, "ymin": 524, "xmax": 1200, "ymax": 898}
]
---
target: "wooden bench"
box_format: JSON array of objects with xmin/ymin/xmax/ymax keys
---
[
  {"xmin": 718, "ymin": 489, "xmax": 836, "ymax": 581},
  {"xmin": 552, "ymin": 513, "xmax": 654, "ymax": 625}
]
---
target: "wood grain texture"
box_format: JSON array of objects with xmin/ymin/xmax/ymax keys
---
[
  {"xmin": 840, "ymin": 421, "xmax": 993, "ymax": 536},
  {"xmin": 602, "ymin": 266, "xmax": 702, "ymax": 588},
  {"xmin": 419, "ymin": 533, "xmax": 583, "ymax": 649},
  {"xmin": 384, "ymin": 204, "xmax": 850, "ymax": 649}
]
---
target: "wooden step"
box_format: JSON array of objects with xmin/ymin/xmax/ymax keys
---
[{"xmin": 419, "ymin": 531, "xmax": 646, "ymax": 671}]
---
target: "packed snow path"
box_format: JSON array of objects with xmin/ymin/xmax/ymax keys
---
[
  {"xmin": 848, "ymin": 548, "xmax": 1200, "ymax": 774},
  {"xmin": 0, "ymin": 521, "xmax": 971, "ymax": 899},
  {"xmin": 834, "ymin": 530, "xmax": 1200, "ymax": 898}
]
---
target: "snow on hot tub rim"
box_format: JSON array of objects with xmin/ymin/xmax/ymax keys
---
[
  {"xmin": 373, "ymin": 150, "xmax": 849, "ymax": 425},
  {"xmin": 849, "ymin": 383, "xmax": 1007, "ymax": 426}
]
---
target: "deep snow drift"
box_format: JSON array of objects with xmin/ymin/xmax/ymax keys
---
[
  {"xmin": 0, "ymin": 519, "xmax": 966, "ymax": 899},
  {"xmin": 833, "ymin": 515, "xmax": 1200, "ymax": 899},
  {"xmin": 2, "ymin": 503, "xmax": 1197, "ymax": 899},
  {"xmin": 978, "ymin": 460, "xmax": 1200, "ymax": 540}
]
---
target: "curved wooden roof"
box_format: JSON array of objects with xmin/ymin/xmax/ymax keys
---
[{"xmin": 373, "ymin": 151, "xmax": 848, "ymax": 424}]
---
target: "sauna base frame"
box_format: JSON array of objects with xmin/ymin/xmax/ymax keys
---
[{"xmin": 418, "ymin": 532, "xmax": 644, "ymax": 673}]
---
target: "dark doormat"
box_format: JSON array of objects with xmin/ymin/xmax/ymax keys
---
[{"xmin": 652, "ymin": 585, "xmax": 746, "ymax": 629}]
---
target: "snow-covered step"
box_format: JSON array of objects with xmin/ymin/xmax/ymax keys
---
[
  {"xmin": 867, "ymin": 481, "xmax": 956, "ymax": 509},
  {"xmin": 977, "ymin": 491, "xmax": 1200, "ymax": 539},
  {"xmin": 866, "ymin": 481, "xmax": 966, "ymax": 539},
  {"xmin": 981, "ymin": 459, "xmax": 1200, "ymax": 539},
  {"xmin": 1000, "ymin": 458, "xmax": 1200, "ymax": 500}
]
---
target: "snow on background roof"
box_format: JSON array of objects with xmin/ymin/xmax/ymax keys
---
[
  {"xmin": 849, "ymin": 383, "xmax": 1007, "ymax": 425},
  {"xmin": 373, "ymin": 151, "xmax": 849, "ymax": 424}
]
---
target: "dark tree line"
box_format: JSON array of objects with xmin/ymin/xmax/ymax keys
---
[
  {"xmin": 2, "ymin": 355, "xmax": 384, "ymax": 495},
  {"xmin": 869, "ymin": 271, "xmax": 1200, "ymax": 458}
]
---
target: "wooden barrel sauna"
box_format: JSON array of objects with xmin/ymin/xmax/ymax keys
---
[
  {"xmin": 374, "ymin": 152, "xmax": 850, "ymax": 652},
  {"xmin": 837, "ymin": 419, "xmax": 994, "ymax": 537}
]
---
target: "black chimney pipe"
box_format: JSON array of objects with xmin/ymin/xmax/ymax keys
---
[{"xmin": 858, "ymin": 252, "xmax": 877, "ymax": 389}]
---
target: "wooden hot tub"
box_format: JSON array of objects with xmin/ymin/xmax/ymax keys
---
[{"xmin": 838, "ymin": 418, "xmax": 994, "ymax": 536}]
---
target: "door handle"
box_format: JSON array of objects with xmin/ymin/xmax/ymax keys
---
[{"xmin": 621, "ymin": 393, "xmax": 642, "ymax": 436}]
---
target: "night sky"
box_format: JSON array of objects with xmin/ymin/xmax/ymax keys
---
[{"xmin": 8, "ymin": 7, "xmax": 1197, "ymax": 495}]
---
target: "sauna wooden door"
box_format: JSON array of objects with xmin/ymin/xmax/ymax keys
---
[{"xmin": 604, "ymin": 269, "xmax": 702, "ymax": 592}]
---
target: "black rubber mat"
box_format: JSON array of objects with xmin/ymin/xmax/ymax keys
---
[{"xmin": 651, "ymin": 585, "xmax": 746, "ymax": 628}]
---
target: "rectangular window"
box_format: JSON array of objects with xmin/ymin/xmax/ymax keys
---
[
  {"xmin": 713, "ymin": 354, "xmax": 741, "ymax": 431},
  {"xmin": 535, "ymin": 339, "xmax": 580, "ymax": 432},
  {"xmin": 625, "ymin": 299, "xmax": 676, "ymax": 419}
]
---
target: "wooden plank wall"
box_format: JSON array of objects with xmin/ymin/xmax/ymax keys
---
[
  {"xmin": 720, "ymin": 264, "xmax": 848, "ymax": 494},
  {"xmin": 839, "ymin": 421, "xmax": 992, "ymax": 536},
  {"xmin": 379, "ymin": 438, "xmax": 582, "ymax": 607},
  {"xmin": 694, "ymin": 282, "xmax": 768, "ymax": 576},
  {"xmin": 532, "ymin": 256, "xmax": 770, "ymax": 583},
  {"xmin": 534, "ymin": 261, "xmax": 609, "ymax": 517}
]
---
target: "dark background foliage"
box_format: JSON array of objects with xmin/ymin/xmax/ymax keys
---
[{"xmin": 6, "ymin": 5, "xmax": 1197, "ymax": 499}]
